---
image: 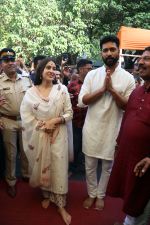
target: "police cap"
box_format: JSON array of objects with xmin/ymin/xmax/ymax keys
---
[{"xmin": 0, "ymin": 48, "xmax": 16, "ymax": 61}]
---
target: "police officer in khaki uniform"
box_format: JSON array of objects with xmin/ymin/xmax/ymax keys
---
[{"xmin": 0, "ymin": 48, "xmax": 32, "ymax": 197}]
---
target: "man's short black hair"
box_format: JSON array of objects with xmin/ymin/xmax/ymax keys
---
[
  {"xmin": 100, "ymin": 35, "xmax": 120, "ymax": 50},
  {"xmin": 144, "ymin": 46, "xmax": 150, "ymax": 52},
  {"xmin": 56, "ymin": 64, "xmax": 61, "ymax": 71},
  {"xmin": 77, "ymin": 59, "xmax": 92, "ymax": 71}
]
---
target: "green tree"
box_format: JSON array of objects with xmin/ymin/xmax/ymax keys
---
[{"xmin": 0, "ymin": 0, "xmax": 150, "ymax": 60}]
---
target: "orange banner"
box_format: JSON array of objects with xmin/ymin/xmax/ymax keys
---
[{"xmin": 117, "ymin": 26, "xmax": 150, "ymax": 50}]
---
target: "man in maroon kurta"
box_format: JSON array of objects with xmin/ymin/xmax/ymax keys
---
[{"xmin": 107, "ymin": 46, "xmax": 150, "ymax": 225}]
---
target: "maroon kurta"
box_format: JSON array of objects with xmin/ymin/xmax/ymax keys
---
[{"xmin": 107, "ymin": 85, "xmax": 150, "ymax": 217}]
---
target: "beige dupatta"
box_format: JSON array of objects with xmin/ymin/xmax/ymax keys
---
[{"xmin": 21, "ymin": 84, "xmax": 69, "ymax": 188}]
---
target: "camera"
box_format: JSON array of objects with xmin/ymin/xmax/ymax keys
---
[{"xmin": 62, "ymin": 53, "xmax": 68, "ymax": 62}]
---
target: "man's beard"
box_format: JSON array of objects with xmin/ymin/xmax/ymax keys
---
[
  {"xmin": 102, "ymin": 56, "xmax": 119, "ymax": 67},
  {"xmin": 140, "ymin": 74, "xmax": 150, "ymax": 81},
  {"xmin": 138, "ymin": 65, "xmax": 150, "ymax": 81}
]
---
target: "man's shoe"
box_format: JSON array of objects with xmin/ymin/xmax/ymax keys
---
[
  {"xmin": 83, "ymin": 197, "xmax": 95, "ymax": 209},
  {"xmin": 7, "ymin": 185, "xmax": 16, "ymax": 198}
]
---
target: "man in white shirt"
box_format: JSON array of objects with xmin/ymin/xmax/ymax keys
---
[{"xmin": 78, "ymin": 35, "xmax": 135, "ymax": 210}]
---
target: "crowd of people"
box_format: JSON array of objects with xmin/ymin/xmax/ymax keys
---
[{"xmin": 0, "ymin": 35, "xmax": 150, "ymax": 225}]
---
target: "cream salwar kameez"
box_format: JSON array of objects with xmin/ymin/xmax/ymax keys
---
[{"xmin": 20, "ymin": 84, "xmax": 73, "ymax": 206}]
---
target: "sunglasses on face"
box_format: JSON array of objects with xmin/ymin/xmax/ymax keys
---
[
  {"xmin": 64, "ymin": 66, "xmax": 72, "ymax": 72},
  {"xmin": 1, "ymin": 58, "xmax": 15, "ymax": 63}
]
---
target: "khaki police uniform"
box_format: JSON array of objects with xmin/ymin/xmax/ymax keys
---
[{"xmin": 0, "ymin": 72, "xmax": 32, "ymax": 186}]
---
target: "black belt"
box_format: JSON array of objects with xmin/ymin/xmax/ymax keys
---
[{"xmin": 0, "ymin": 114, "xmax": 21, "ymax": 121}]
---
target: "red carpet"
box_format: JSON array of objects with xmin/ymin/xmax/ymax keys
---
[{"xmin": 0, "ymin": 180, "xmax": 125, "ymax": 225}]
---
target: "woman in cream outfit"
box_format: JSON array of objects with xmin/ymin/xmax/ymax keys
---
[{"xmin": 20, "ymin": 58, "xmax": 73, "ymax": 225}]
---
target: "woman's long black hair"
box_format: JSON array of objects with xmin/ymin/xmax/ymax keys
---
[{"xmin": 34, "ymin": 57, "xmax": 57, "ymax": 85}]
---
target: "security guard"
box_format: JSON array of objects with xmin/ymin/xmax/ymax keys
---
[{"xmin": 0, "ymin": 48, "xmax": 32, "ymax": 197}]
